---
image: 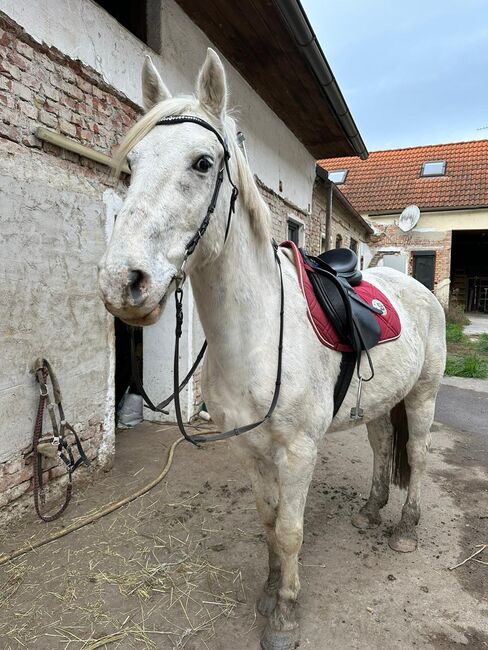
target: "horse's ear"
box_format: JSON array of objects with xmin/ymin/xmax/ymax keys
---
[
  {"xmin": 142, "ymin": 55, "xmax": 171, "ymax": 111},
  {"xmin": 197, "ymin": 48, "xmax": 227, "ymax": 118}
]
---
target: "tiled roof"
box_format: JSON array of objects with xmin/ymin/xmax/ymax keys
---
[{"xmin": 318, "ymin": 140, "xmax": 488, "ymax": 214}]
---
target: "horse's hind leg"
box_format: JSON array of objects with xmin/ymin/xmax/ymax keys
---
[
  {"xmin": 389, "ymin": 385, "xmax": 436, "ymax": 553},
  {"xmin": 352, "ymin": 415, "xmax": 392, "ymax": 529}
]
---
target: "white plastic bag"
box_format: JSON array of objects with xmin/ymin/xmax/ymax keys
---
[{"xmin": 117, "ymin": 392, "xmax": 143, "ymax": 428}]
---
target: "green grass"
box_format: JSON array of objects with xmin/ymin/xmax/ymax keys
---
[
  {"xmin": 445, "ymin": 323, "xmax": 488, "ymax": 379},
  {"xmin": 476, "ymin": 333, "xmax": 488, "ymax": 354},
  {"xmin": 446, "ymin": 323, "xmax": 465, "ymax": 343},
  {"xmin": 445, "ymin": 355, "xmax": 488, "ymax": 379}
]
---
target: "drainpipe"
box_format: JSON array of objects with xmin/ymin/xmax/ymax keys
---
[{"xmin": 325, "ymin": 180, "xmax": 333, "ymax": 251}]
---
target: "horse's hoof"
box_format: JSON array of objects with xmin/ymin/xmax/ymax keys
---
[
  {"xmin": 388, "ymin": 530, "xmax": 418, "ymax": 553},
  {"xmin": 261, "ymin": 624, "xmax": 300, "ymax": 650},
  {"xmin": 351, "ymin": 509, "xmax": 381, "ymax": 529},
  {"xmin": 258, "ymin": 590, "xmax": 278, "ymax": 617}
]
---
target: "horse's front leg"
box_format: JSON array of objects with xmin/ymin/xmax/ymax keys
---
[
  {"xmin": 243, "ymin": 455, "xmax": 281, "ymax": 616},
  {"xmin": 261, "ymin": 435, "xmax": 317, "ymax": 650}
]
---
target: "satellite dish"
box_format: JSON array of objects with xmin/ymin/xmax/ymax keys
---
[{"xmin": 399, "ymin": 204, "xmax": 420, "ymax": 232}]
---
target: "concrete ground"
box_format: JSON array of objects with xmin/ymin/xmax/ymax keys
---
[
  {"xmin": 0, "ymin": 383, "xmax": 487, "ymax": 650},
  {"xmin": 464, "ymin": 313, "xmax": 488, "ymax": 336}
]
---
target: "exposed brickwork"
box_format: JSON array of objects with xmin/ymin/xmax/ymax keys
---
[
  {"xmin": 368, "ymin": 224, "xmax": 452, "ymax": 304},
  {"xmin": 312, "ymin": 180, "xmax": 370, "ymax": 256},
  {"xmin": 0, "ymin": 423, "xmax": 104, "ymax": 513},
  {"xmin": 0, "ymin": 12, "xmax": 140, "ymax": 175},
  {"xmin": 256, "ymin": 178, "xmax": 314, "ymax": 248}
]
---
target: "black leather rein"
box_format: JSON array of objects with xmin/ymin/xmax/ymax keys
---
[{"xmin": 131, "ymin": 115, "xmax": 284, "ymax": 446}]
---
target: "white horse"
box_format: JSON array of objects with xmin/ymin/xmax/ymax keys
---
[{"xmin": 98, "ymin": 50, "xmax": 446, "ymax": 650}]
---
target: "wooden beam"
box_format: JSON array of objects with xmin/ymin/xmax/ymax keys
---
[{"xmin": 35, "ymin": 127, "xmax": 130, "ymax": 175}]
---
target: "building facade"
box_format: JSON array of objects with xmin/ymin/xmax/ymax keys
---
[
  {"xmin": 320, "ymin": 140, "xmax": 488, "ymax": 308},
  {"xmin": 0, "ymin": 0, "xmax": 365, "ymax": 519}
]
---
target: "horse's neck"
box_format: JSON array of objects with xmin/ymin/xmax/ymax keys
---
[{"xmin": 190, "ymin": 202, "xmax": 278, "ymax": 359}]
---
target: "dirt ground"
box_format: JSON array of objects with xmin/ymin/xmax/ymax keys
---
[{"xmin": 0, "ymin": 414, "xmax": 486, "ymax": 650}]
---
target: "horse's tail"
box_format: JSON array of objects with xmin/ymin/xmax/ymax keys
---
[{"xmin": 390, "ymin": 399, "xmax": 411, "ymax": 489}]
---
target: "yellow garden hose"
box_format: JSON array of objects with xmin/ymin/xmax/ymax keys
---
[{"xmin": 0, "ymin": 437, "xmax": 183, "ymax": 567}]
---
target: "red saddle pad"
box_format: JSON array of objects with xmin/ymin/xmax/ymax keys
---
[{"xmin": 281, "ymin": 241, "xmax": 401, "ymax": 352}]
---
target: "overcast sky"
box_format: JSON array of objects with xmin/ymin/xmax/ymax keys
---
[{"xmin": 301, "ymin": 0, "xmax": 488, "ymax": 152}]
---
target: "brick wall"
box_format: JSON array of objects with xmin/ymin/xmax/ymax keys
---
[
  {"xmin": 0, "ymin": 13, "xmax": 142, "ymax": 520},
  {"xmin": 312, "ymin": 180, "xmax": 369, "ymax": 254},
  {"xmin": 368, "ymin": 223, "xmax": 452, "ymax": 304},
  {"xmin": 0, "ymin": 12, "xmax": 140, "ymax": 170}
]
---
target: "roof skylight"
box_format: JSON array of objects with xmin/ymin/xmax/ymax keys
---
[
  {"xmin": 420, "ymin": 160, "xmax": 446, "ymax": 177},
  {"xmin": 328, "ymin": 169, "xmax": 348, "ymax": 184}
]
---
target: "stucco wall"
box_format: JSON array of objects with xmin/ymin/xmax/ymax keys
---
[
  {"xmin": 367, "ymin": 207, "xmax": 488, "ymax": 231},
  {"xmin": 0, "ymin": 139, "xmax": 116, "ymax": 511},
  {"xmin": 2, "ymin": 0, "xmax": 316, "ymax": 212}
]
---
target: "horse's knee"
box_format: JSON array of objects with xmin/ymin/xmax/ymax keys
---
[{"xmin": 274, "ymin": 522, "xmax": 303, "ymax": 558}]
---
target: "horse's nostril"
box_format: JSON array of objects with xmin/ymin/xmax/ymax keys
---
[{"xmin": 128, "ymin": 269, "xmax": 149, "ymax": 305}]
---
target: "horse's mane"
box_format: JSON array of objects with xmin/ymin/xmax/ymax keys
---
[{"xmin": 113, "ymin": 97, "xmax": 270, "ymax": 242}]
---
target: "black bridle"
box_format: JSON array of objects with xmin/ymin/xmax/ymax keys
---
[{"xmin": 131, "ymin": 115, "xmax": 284, "ymax": 446}]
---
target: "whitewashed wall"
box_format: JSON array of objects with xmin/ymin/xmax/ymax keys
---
[{"xmin": 0, "ymin": 141, "xmax": 115, "ymax": 464}]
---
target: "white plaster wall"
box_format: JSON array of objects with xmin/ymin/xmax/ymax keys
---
[
  {"xmin": 0, "ymin": 141, "xmax": 115, "ymax": 464},
  {"xmin": 1, "ymin": 0, "xmax": 315, "ymax": 211},
  {"xmin": 368, "ymin": 208, "xmax": 488, "ymax": 232}
]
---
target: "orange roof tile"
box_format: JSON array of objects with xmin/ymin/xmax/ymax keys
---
[{"xmin": 318, "ymin": 140, "xmax": 488, "ymax": 214}]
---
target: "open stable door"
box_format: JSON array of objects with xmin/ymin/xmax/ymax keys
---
[{"xmin": 412, "ymin": 251, "xmax": 436, "ymax": 291}]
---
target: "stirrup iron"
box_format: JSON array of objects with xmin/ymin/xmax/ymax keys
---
[{"xmin": 350, "ymin": 377, "xmax": 364, "ymax": 420}]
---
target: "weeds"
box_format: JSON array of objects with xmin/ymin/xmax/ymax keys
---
[
  {"xmin": 445, "ymin": 304, "xmax": 470, "ymax": 326},
  {"xmin": 445, "ymin": 355, "xmax": 488, "ymax": 379}
]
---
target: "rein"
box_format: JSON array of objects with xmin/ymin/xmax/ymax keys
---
[{"xmin": 132, "ymin": 115, "xmax": 284, "ymax": 446}]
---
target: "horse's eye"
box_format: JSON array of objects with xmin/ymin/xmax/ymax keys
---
[{"xmin": 193, "ymin": 156, "xmax": 213, "ymax": 173}]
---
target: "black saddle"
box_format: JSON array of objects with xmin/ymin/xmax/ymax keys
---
[
  {"xmin": 300, "ymin": 247, "xmax": 385, "ymax": 416},
  {"xmin": 319, "ymin": 248, "xmax": 363, "ymax": 286}
]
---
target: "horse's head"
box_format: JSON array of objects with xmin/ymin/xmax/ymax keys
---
[{"xmin": 98, "ymin": 49, "xmax": 233, "ymax": 326}]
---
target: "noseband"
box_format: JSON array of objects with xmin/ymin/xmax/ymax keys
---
[{"xmin": 130, "ymin": 114, "xmax": 284, "ymax": 446}]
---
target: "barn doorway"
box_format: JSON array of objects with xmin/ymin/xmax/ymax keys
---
[
  {"xmin": 450, "ymin": 229, "xmax": 488, "ymax": 311},
  {"xmin": 114, "ymin": 318, "xmax": 142, "ymax": 421}
]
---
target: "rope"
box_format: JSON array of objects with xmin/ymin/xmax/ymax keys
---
[{"xmin": 0, "ymin": 437, "xmax": 183, "ymax": 567}]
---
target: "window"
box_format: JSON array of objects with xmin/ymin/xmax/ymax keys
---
[
  {"xmin": 420, "ymin": 160, "xmax": 446, "ymax": 177},
  {"xmin": 328, "ymin": 169, "xmax": 348, "ymax": 184},
  {"xmin": 335, "ymin": 234, "xmax": 343, "ymax": 249},
  {"xmin": 288, "ymin": 220, "xmax": 301, "ymax": 246},
  {"xmin": 350, "ymin": 238, "xmax": 358, "ymax": 254},
  {"xmin": 95, "ymin": 1, "xmax": 161, "ymax": 51}
]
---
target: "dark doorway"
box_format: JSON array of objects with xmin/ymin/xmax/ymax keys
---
[
  {"xmin": 412, "ymin": 251, "xmax": 436, "ymax": 291},
  {"xmin": 115, "ymin": 318, "xmax": 142, "ymax": 414},
  {"xmin": 450, "ymin": 230, "xmax": 488, "ymax": 311}
]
